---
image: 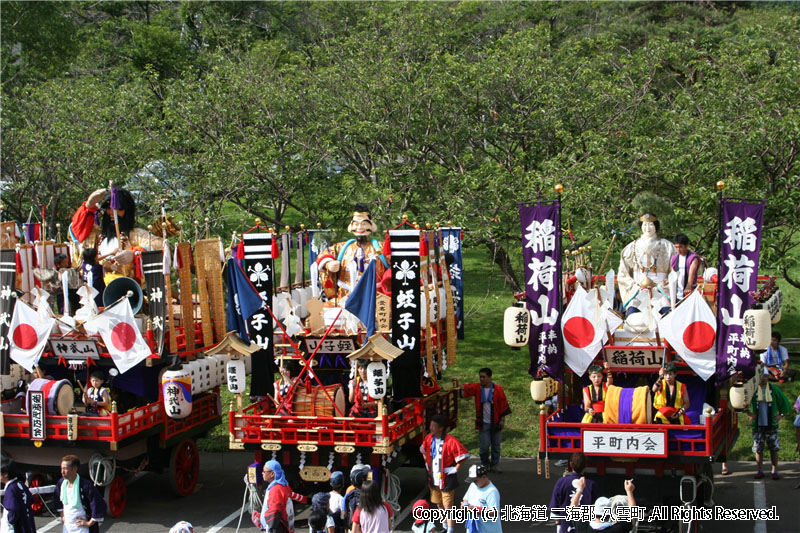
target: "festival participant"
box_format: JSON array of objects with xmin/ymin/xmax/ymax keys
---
[
  {"xmin": 309, "ymin": 492, "xmax": 335, "ymax": 533},
  {"xmin": 747, "ymin": 365, "xmax": 792, "ymax": 480},
  {"xmin": 259, "ymin": 460, "xmax": 307, "ymax": 533},
  {"xmin": 581, "ymin": 364, "xmax": 613, "ymax": 424},
  {"xmin": 760, "ymin": 332, "xmax": 796, "ymax": 383},
  {"xmin": 69, "ymin": 187, "xmax": 163, "ymax": 284},
  {"xmin": 462, "ymin": 464, "xmax": 502, "ymax": 533},
  {"xmin": 53, "ymin": 455, "xmax": 106, "ymax": 533},
  {"xmin": 328, "ymin": 471, "xmax": 346, "ymax": 533},
  {"xmin": 1, "ymin": 460, "xmax": 36, "ymax": 533},
  {"xmin": 570, "ymin": 478, "xmax": 638, "ymax": 533},
  {"xmin": 82, "ymin": 371, "xmax": 111, "ymax": 416},
  {"xmin": 420, "ymin": 414, "xmax": 469, "ymax": 533},
  {"xmin": 314, "ymin": 203, "xmax": 388, "ymax": 301},
  {"xmin": 351, "ymin": 480, "xmax": 393, "ymax": 533},
  {"xmin": 670, "ymin": 234, "xmax": 700, "ymax": 298},
  {"xmin": 273, "ymin": 360, "xmax": 301, "ymax": 415},
  {"xmin": 651, "ymin": 362, "xmax": 690, "ymax": 425},
  {"xmin": 617, "ymin": 214, "xmax": 675, "ymax": 315},
  {"xmin": 349, "ymin": 359, "xmax": 378, "ymax": 418},
  {"xmin": 411, "ymin": 499, "xmax": 439, "ymax": 533},
  {"xmin": 461, "ymin": 367, "xmax": 511, "ymax": 472},
  {"xmin": 549, "ymin": 452, "xmax": 597, "ymax": 533},
  {"xmin": 80, "ymin": 248, "xmax": 105, "ymax": 309}
]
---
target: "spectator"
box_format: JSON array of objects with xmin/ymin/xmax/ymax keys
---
[
  {"xmin": 570, "ymin": 478, "xmax": 638, "ymax": 533},
  {"xmin": 462, "ymin": 464, "xmax": 502, "ymax": 533},
  {"xmin": 343, "ymin": 465, "xmax": 370, "ymax": 530},
  {"xmin": 259, "ymin": 459, "xmax": 307, "ymax": 532},
  {"xmin": 328, "ymin": 471, "xmax": 346, "ymax": 533},
  {"xmin": 461, "ymin": 367, "xmax": 511, "ymax": 472},
  {"xmin": 747, "ymin": 365, "xmax": 792, "ymax": 480},
  {"xmin": 549, "ymin": 452, "xmax": 597, "ymax": 533},
  {"xmin": 760, "ymin": 332, "xmax": 796, "ymax": 383},
  {"xmin": 420, "ymin": 414, "xmax": 469, "ymax": 533},
  {"xmin": 1, "ymin": 460, "xmax": 36, "ymax": 533},
  {"xmin": 411, "ymin": 499, "xmax": 438, "ymax": 533},
  {"xmin": 54, "ymin": 454, "xmax": 106, "ymax": 533},
  {"xmin": 309, "ymin": 492, "xmax": 334, "ymax": 533},
  {"xmin": 351, "ymin": 480, "xmax": 393, "ymax": 533}
]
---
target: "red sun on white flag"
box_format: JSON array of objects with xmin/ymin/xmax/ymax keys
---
[
  {"xmin": 84, "ymin": 299, "xmax": 151, "ymax": 374},
  {"xmin": 8, "ymin": 300, "xmax": 56, "ymax": 372},
  {"xmin": 659, "ymin": 290, "xmax": 717, "ymax": 381},
  {"xmin": 561, "ymin": 286, "xmax": 605, "ymax": 376}
]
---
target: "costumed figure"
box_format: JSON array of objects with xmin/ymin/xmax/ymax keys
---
[
  {"xmin": 420, "ymin": 415, "xmax": 469, "ymax": 506},
  {"xmin": 259, "ymin": 460, "xmax": 307, "ymax": 533},
  {"xmin": 617, "ymin": 213, "xmax": 675, "ymax": 316},
  {"xmin": 69, "ymin": 187, "xmax": 163, "ymax": 285},
  {"xmin": 670, "ymin": 233, "xmax": 701, "ymax": 299},
  {"xmin": 273, "ymin": 360, "xmax": 301, "ymax": 415},
  {"xmin": 581, "ymin": 364, "xmax": 613, "ymax": 424},
  {"xmin": 651, "ymin": 362, "xmax": 691, "ymax": 425},
  {"xmin": 348, "ymin": 359, "xmax": 377, "ymax": 418},
  {"xmin": 314, "ymin": 203, "xmax": 387, "ymax": 302}
]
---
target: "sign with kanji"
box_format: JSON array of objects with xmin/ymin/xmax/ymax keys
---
[
  {"xmin": 582, "ymin": 429, "xmax": 666, "ymax": 457},
  {"xmin": 603, "ymin": 347, "xmax": 664, "ymax": 369},
  {"xmin": 303, "ymin": 337, "xmax": 357, "ymax": 354},
  {"xmin": 29, "ymin": 390, "xmax": 46, "ymax": 441},
  {"xmin": 367, "ymin": 361, "xmax": 387, "ymax": 399},
  {"xmin": 242, "ymin": 231, "xmax": 275, "ymax": 396},
  {"xmin": 375, "ymin": 293, "xmax": 391, "ymax": 332},
  {"xmin": 49, "ymin": 339, "xmax": 100, "ymax": 359},
  {"xmin": 390, "ymin": 229, "xmax": 422, "ymax": 398},
  {"xmin": 142, "ymin": 250, "xmax": 167, "ymax": 355}
]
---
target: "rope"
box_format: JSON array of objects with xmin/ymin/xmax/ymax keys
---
[
  {"xmin": 88, "ymin": 454, "xmax": 116, "ymax": 487},
  {"xmin": 381, "ymin": 471, "xmax": 402, "ymax": 513}
]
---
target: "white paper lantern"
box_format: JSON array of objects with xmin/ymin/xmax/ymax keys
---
[
  {"xmin": 366, "ymin": 361, "xmax": 387, "ymax": 399},
  {"xmin": 227, "ymin": 359, "xmax": 246, "ymax": 394},
  {"xmin": 530, "ymin": 378, "xmax": 558, "ymax": 402},
  {"xmin": 503, "ymin": 306, "xmax": 530, "ymax": 347},
  {"xmin": 743, "ymin": 308, "xmax": 771, "ymax": 350},
  {"xmin": 162, "ymin": 369, "xmax": 192, "ymax": 419}
]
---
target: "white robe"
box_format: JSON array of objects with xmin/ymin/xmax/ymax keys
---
[{"xmin": 618, "ymin": 236, "xmax": 675, "ymax": 306}]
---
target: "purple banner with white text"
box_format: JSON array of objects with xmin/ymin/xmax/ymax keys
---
[
  {"xmin": 520, "ymin": 202, "xmax": 563, "ymax": 380},
  {"xmin": 716, "ymin": 199, "xmax": 764, "ymax": 384}
]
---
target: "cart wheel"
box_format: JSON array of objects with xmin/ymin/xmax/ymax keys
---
[
  {"xmin": 107, "ymin": 475, "xmax": 127, "ymax": 518},
  {"xmin": 169, "ymin": 438, "xmax": 199, "ymax": 496},
  {"xmin": 28, "ymin": 473, "xmax": 46, "ymax": 515}
]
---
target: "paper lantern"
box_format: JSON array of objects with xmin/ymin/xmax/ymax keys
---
[
  {"xmin": 763, "ymin": 290, "xmax": 782, "ymax": 324},
  {"xmin": 162, "ymin": 369, "xmax": 192, "ymax": 419},
  {"xmin": 531, "ymin": 379, "xmax": 548, "ymax": 402},
  {"xmin": 503, "ymin": 306, "xmax": 530, "ymax": 347},
  {"xmin": 227, "ymin": 359, "xmax": 246, "ymax": 394},
  {"xmin": 743, "ymin": 309, "xmax": 771, "ymax": 350},
  {"xmin": 729, "ymin": 374, "xmax": 758, "ymax": 411},
  {"xmin": 366, "ymin": 361, "xmax": 387, "ymax": 399}
]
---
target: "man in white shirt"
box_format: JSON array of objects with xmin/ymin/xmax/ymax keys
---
[
  {"xmin": 760, "ymin": 332, "xmax": 796, "ymax": 383},
  {"xmin": 462, "ymin": 465, "xmax": 501, "ymax": 533}
]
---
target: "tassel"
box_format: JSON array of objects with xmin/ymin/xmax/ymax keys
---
[
  {"xmin": 237, "ymin": 243, "xmax": 245, "ymax": 260},
  {"xmin": 545, "ymin": 457, "xmax": 550, "ymax": 479},
  {"xmin": 58, "ymin": 356, "xmax": 67, "ymax": 367},
  {"xmin": 15, "ymin": 249, "xmax": 23, "ymax": 274},
  {"xmin": 382, "ymin": 232, "xmax": 391, "ymax": 257},
  {"xmin": 419, "ymin": 234, "xmax": 428, "ymax": 256},
  {"xmin": 109, "ymin": 184, "xmax": 121, "ymax": 210},
  {"xmin": 271, "ymin": 236, "xmax": 279, "ymax": 259},
  {"xmin": 135, "ymin": 252, "xmax": 143, "ymax": 279},
  {"xmin": 537, "ymin": 455, "xmax": 542, "ymax": 475}
]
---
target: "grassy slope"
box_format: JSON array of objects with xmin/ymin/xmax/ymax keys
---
[{"xmin": 199, "ymin": 248, "xmax": 800, "ymax": 462}]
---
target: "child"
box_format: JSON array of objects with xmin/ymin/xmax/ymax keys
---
[
  {"xmin": 328, "ymin": 471, "xmax": 346, "ymax": 533},
  {"xmin": 81, "ymin": 248, "xmax": 105, "ymax": 308},
  {"xmin": 84, "ymin": 371, "xmax": 111, "ymax": 416},
  {"xmin": 309, "ymin": 492, "xmax": 334, "ymax": 533},
  {"xmin": 411, "ymin": 499, "xmax": 438, "ymax": 533},
  {"xmin": 349, "ymin": 360, "xmax": 377, "ymax": 418},
  {"xmin": 652, "ymin": 362, "xmax": 690, "ymax": 425},
  {"xmin": 581, "ymin": 364, "xmax": 613, "ymax": 424}
]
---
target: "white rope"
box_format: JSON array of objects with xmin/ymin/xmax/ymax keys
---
[
  {"xmin": 88, "ymin": 454, "xmax": 116, "ymax": 487},
  {"xmin": 381, "ymin": 471, "xmax": 402, "ymax": 513}
]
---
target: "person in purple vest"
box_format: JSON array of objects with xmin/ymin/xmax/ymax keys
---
[{"xmin": 670, "ymin": 234, "xmax": 700, "ymax": 299}]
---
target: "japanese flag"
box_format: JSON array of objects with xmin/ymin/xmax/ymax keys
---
[
  {"xmin": 561, "ymin": 286, "xmax": 605, "ymax": 376},
  {"xmin": 658, "ymin": 290, "xmax": 716, "ymax": 381},
  {"xmin": 8, "ymin": 300, "xmax": 55, "ymax": 372},
  {"xmin": 84, "ymin": 299, "xmax": 151, "ymax": 374}
]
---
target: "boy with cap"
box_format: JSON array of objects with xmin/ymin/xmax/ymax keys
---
[
  {"xmin": 462, "ymin": 465, "xmax": 501, "ymax": 533},
  {"xmin": 411, "ymin": 499, "xmax": 439, "ymax": 533},
  {"xmin": 328, "ymin": 471, "xmax": 345, "ymax": 533}
]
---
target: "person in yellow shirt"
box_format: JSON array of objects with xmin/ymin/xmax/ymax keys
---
[{"xmin": 652, "ymin": 362, "xmax": 691, "ymax": 425}]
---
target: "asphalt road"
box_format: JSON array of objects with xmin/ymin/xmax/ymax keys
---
[{"xmin": 31, "ymin": 454, "xmax": 799, "ymax": 533}]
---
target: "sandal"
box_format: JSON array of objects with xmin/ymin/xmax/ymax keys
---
[
  {"xmin": 754, "ymin": 471, "xmax": 764, "ymax": 479},
  {"xmin": 771, "ymin": 472, "xmax": 780, "ymax": 480},
  {"xmin": 721, "ymin": 468, "xmax": 729, "ymax": 476}
]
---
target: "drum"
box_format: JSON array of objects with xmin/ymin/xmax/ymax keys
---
[
  {"xmin": 602, "ymin": 385, "xmax": 652, "ymax": 425},
  {"xmin": 292, "ymin": 384, "xmax": 345, "ymax": 417},
  {"xmin": 27, "ymin": 378, "xmax": 74, "ymax": 416}
]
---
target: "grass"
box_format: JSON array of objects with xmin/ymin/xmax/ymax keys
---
[{"xmin": 198, "ymin": 247, "xmax": 800, "ymax": 463}]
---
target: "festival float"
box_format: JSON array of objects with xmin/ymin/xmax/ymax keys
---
[
  {"xmin": 0, "ymin": 186, "xmax": 233, "ymax": 518},
  {"xmin": 226, "ymin": 205, "xmax": 464, "ymax": 513},
  {"xmin": 509, "ymin": 182, "xmax": 781, "ymax": 531}
]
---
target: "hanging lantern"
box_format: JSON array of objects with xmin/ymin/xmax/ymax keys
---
[
  {"xmin": 366, "ymin": 361, "xmax": 387, "ymax": 399},
  {"xmin": 227, "ymin": 358, "xmax": 246, "ymax": 394},
  {"xmin": 161, "ymin": 369, "xmax": 192, "ymax": 419},
  {"xmin": 503, "ymin": 305, "xmax": 530, "ymax": 347},
  {"xmin": 743, "ymin": 308, "xmax": 771, "ymax": 350},
  {"xmin": 763, "ymin": 290, "xmax": 782, "ymax": 324},
  {"xmin": 530, "ymin": 379, "xmax": 548, "ymax": 402}
]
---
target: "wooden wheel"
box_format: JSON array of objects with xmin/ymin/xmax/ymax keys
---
[
  {"xmin": 28, "ymin": 473, "xmax": 47, "ymax": 515},
  {"xmin": 107, "ymin": 475, "xmax": 127, "ymax": 518},
  {"xmin": 169, "ymin": 438, "xmax": 199, "ymax": 496}
]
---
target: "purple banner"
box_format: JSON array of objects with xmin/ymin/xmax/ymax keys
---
[
  {"xmin": 716, "ymin": 199, "xmax": 764, "ymax": 383},
  {"xmin": 520, "ymin": 202, "xmax": 563, "ymax": 380}
]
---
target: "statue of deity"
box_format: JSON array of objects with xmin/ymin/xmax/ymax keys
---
[
  {"xmin": 314, "ymin": 203, "xmax": 388, "ymax": 301},
  {"xmin": 617, "ymin": 213, "xmax": 675, "ymax": 313}
]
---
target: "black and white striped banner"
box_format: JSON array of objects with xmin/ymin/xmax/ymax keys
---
[
  {"xmin": 0, "ymin": 249, "xmax": 16, "ymax": 374},
  {"xmin": 389, "ymin": 230, "xmax": 422, "ymax": 398},
  {"xmin": 142, "ymin": 250, "xmax": 166, "ymax": 356},
  {"xmin": 242, "ymin": 232, "xmax": 275, "ymax": 396}
]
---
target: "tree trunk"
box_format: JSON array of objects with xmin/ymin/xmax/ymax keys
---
[
  {"xmin": 781, "ymin": 265, "xmax": 800, "ymax": 290},
  {"xmin": 485, "ymin": 238, "xmax": 521, "ymax": 293}
]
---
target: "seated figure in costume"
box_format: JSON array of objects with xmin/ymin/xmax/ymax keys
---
[
  {"xmin": 617, "ymin": 214, "xmax": 675, "ymax": 316},
  {"xmin": 651, "ymin": 362, "xmax": 691, "ymax": 425},
  {"xmin": 349, "ymin": 359, "xmax": 378, "ymax": 418},
  {"xmin": 70, "ymin": 187, "xmax": 163, "ymax": 284},
  {"xmin": 273, "ymin": 359, "xmax": 301, "ymax": 415},
  {"xmin": 581, "ymin": 363, "xmax": 613, "ymax": 424},
  {"xmin": 314, "ymin": 203, "xmax": 388, "ymax": 302},
  {"xmin": 670, "ymin": 233, "xmax": 701, "ymax": 299}
]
